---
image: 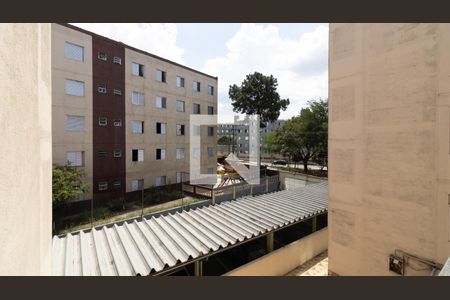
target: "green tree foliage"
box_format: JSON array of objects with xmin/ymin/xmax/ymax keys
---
[
  {"xmin": 229, "ymin": 72, "xmax": 290, "ymax": 127},
  {"xmin": 265, "ymin": 99, "xmax": 328, "ymax": 171},
  {"xmin": 217, "ymin": 135, "xmax": 235, "ymax": 145},
  {"xmin": 52, "ymin": 164, "xmax": 87, "ymax": 207}
]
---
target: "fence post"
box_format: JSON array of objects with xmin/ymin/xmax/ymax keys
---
[
  {"xmin": 211, "ymin": 189, "xmax": 216, "ymax": 205},
  {"xmin": 250, "ymin": 184, "xmax": 253, "ymax": 196},
  {"xmin": 265, "ymin": 177, "xmax": 269, "ymax": 193},
  {"xmin": 232, "ymin": 185, "xmax": 236, "ymax": 200}
]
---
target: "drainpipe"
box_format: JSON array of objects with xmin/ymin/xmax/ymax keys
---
[{"xmin": 194, "ymin": 260, "xmax": 203, "ymax": 277}]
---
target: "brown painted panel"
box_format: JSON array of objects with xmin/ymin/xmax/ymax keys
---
[{"xmin": 92, "ymin": 35, "xmax": 126, "ymax": 202}]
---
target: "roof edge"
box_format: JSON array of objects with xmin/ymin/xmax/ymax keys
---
[{"xmin": 56, "ymin": 23, "xmax": 218, "ymax": 80}]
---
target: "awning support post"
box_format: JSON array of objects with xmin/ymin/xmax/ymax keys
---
[
  {"xmin": 266, "ymin": 232, "xmax": 274, "ymax": 253},
  {"xmin": 312, "ymin": 216, "xmax": 317, "ymax": 232},
  {"xmin": 232, "ymin": 185, "xmax": 236, "ymax": 200},
  {"xmin": 194, "ymin": 260, "xmax": 203, "ymax": 277}
]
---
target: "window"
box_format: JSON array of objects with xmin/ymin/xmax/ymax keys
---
[
  {"xmin": 113, "ymin": 88, "xmax": 122, "ymax": 96},
  {"xmin": 131, "ymin": 179, "xmax": 144, "ymax": 191},
  {"xmin": 208, "ymin": 106, "xmax": 214, "ymax": 115},
  {"xmin": 156, "ymin": 148, "xmax": 166, "ymax": 160},
  {"xmin": 98, "ymin": 151, "xmax": 107, "ymax": 158},
  {"xmin": 193, "ymin": 103, "xmax": 201, "ymax": 114},
  {"xmin": 98, "ymin": 182, "xmax": 108, "ymax": 191},
  {"xmin": 98, "ymin": 52, "xmax": 107, "ymax": 61},
  {"xmin": 113, "ymin": 56, "xmax": 122, "ymax": 65},
  {"xmin": 156, "ymin": 96, "xmax": 167, "ymax": 109},
  {"xmin": 132, "ymin": 149, "xmax": 144, "ymax": 162},
  {"xmin": 98, "ymin": 117, "xmax": 107, "ymax": 126},
  {"xmin": 176, "ymin": 100, "xmax": 185, "ymax": 112},
  {"xmin": 176, "ymin": 172, "xmax": 183, "ymax": 183},
  {"xmin": 176, "ymin": 124, "xmax": 185, "ymax": 136},
  {"xmin": 207, "ymin": 147, "xmax": 214, "ymax": 157},
  {"xmin": 207, "ymin": 85, "xmax": 214, "ymax": 96},
  {"xmin": 65, "ymin": 79, "xmax": 84, "ymax": 96},
  {"xmin": 193, "ymin": 148, "xmax": 200, "ymax": 159},
  {"xmin": 193, "ymin": 81, "xmax": 201, "ymax": 92},
  {"xmin": 156, "ymin": 69, "xmax": 166, "ymax": 82},
  {"xmin": 66, "ymin": 115, "xmax": 85, "ymax": 132},
  {"xmin": 207, "ymin": 167, "xmax": 215, "ymax": 174},
  {"xmin": 132, "ymin": 62, "xmax": 144, "ymax": 77},
  {"xmin": 193, "ymin": 125, "xmax": 200, "ymax": 136},
  {"xmin": 132, "ymin": 91, "xmax": 145, "ymax": 105},
  {"xmin": 64, "ymin": 42, "xmax": 84, "ymax": 62},
  {"xmin": 67, "ymin": 151, "xmax": 84, "ymax": 167},
  {"xmin": 113, "ymin": 181, "xmax": 121, "ymax": 189},
  {"xmin": 208, "ymin": 127, "xmax": 214, "ymax": 136},
  {"xmin": 155, "ymin": 176, "xmax": 166, "ymax": 187},
  {"xmin": 176, "ymin": 148, "xmax": 185, "ymax": 160},
  {"xmin": 156, "ymin": 122, "xmax": 166, "ymax": 134},
  {"xmin": 176, "ymin": 76, "xmax": 185, "ymax": 87},
  {"xmin": 113, "ymin": 150, "xmax": 122, "ymax": 158},
  {"xmin": 114, "ymin": 119, "xmax": 122, "ymax": 127},
  {"xmin": 132, "ymin": 121, "xmax": 144, "ymax": 134},
  {"xmin": 98, "ymin": 84, "xmax": 107, "ymax": 94}
]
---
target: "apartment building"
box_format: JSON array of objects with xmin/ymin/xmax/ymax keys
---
[
  {"xmin": 329, "ymin": 23, "xmax": 450, "ymax": 275},
  {"xmin": 52, "ymin": 23, "xmax": 218, "ymax": 203}
]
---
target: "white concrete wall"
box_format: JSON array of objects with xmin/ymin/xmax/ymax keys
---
[
  {"xmin": 0, "ymin": 23, "xmax": 52, "ymax": 275},
  {"xmin": 225, "ymin": 228, "xmax": 328, "ymax": 276},
  {"xmin": 328, "ymin": 23, "xmax": 450, "ymax": 275}
]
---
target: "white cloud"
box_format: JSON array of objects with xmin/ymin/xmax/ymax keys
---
[
  {"xmin": 202, "ymin": 24, "xmax": 329, "ymax": 123},
  {"xmin": 72, "ymin": 23, "xmax": 185, "ymax": 64}
]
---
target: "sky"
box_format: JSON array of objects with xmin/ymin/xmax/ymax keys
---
[{"xmin": 73, "ymin": 23, "xmax": 329, "ymax": 123}]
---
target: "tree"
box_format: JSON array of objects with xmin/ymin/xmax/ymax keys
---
[
  {"xmin": 52, "ymin": 164, "xmax": 87, "ymax": 208},
  {"xmin": 265, "ymin": 99, "xmax": 328, "ymax": 171},
  {"xmin": 229, "ymin": 72, "xmax": 290, "ymax": 127},
  {"xmin": 217, "ymin": 135, "xmax": 234, "ymax": 145}
]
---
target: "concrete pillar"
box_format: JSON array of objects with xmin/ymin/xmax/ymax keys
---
[
  {"xmin": 266, "ymin": 232, "xmax": 274, "ymax": 253},
  {"xmin": 194, "ymin": 260, "xmax": 203, "ymax": 276}
]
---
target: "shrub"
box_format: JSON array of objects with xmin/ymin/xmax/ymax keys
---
[{"xmin": 108, "ymin": 198, "xmax": 125, "ymax": 212}]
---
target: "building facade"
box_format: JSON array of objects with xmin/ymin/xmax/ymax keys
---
[
  {"xmin": 328, "ymin": 23, "xmax": 450, "ymax": 275},
  {"xmin": 52, "ymin": 23, "xmax": 218, "ymax": 203}
]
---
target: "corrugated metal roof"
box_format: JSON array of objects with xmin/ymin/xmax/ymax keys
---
[{"xmin": 52, "ymin": 181, "xmax": 328, "ymax": 276}]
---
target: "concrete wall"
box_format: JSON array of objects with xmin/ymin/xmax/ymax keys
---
[
  {"xmin": 328, "ymin": 23, "xmax": 450, "ymax": 275},
  {"xmin": 225, "ymin": 228, "xmax": 328, "ymax": 276},
  {"xmin": 279, "ymin": 170, "xmax": 327, "ymax": 190},
  {"xmin": 125, "ymin": 47, "xmax": 217, "ymax": 191},
  {"xmin": 51, "ymin": 23, "xmax": 93, "ymax": 200},
  {"xmin": 0, "ymin": 23, "xmax": 52, "ymax": 275}
]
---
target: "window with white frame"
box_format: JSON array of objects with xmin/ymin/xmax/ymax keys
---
[
  {"xmin": 193, "ymin": 103, "xmax": 201, "ymax": 114},
  {"xmin": 193, "ymin": 81, "xmax": 201, "ymax": 92},
  {"xmin": 98, "ymin": 151, "xmax": 107, "ymax": 158},
  {"xmin": 193, "ymin": 147, "xmax": 200, "ymax": 159},
  {"xmin": 207, "ymin": 147, "xmax": 214, "ymax": 157},
  {"xmin": 98, "ymin": 182, "xmax": 108, "ymax": 191},
  {"xmin": 156, "ymin": 96, "xmax": 167, "ymax": 108},
  {"xmin": 155, "ymin": 176, "xmax": 166, "ymax": 186},
  {"xmin": 156, "ymin": 69, "xmax": 166, "ymax": 82},
  {"xmin": 176, "ymin": 124, "xmax": 185, "ymax": 136},
  {"xmin": 113, "ymin": 119, "xmax": 122, "ymax": 127},
  {"xmin": 156, "ymin": 122, "xmax": 166, "ymax": 134},
  {"xmin": 176, "ymin": 172, "xmax": 183, "ymax": 183},
  {"xmin": 132, "ymin": 149, "xmax": 144, "ymax": 162},
  {"xmin": 131, "ymin": 179, "xmax": 144, "ymax": 191},
  {"xmin": 132, "ymin": 62, "xmax": 144, "ymax": 77},
  {"xmin": 97, "ymin": 84, "xmax": 107, "ymax": 94},
  {"xmin": 113, "ymin": 56, "xmax": 122, "ymax": 65},
  {"xmin": 67, "ymin": 151, "xmax": 84, "ymax": 167},
  {"xmin": 113, "ymin": 181, "xmax": 121, "ymax": 189},
  {"xmin": 66, "ymin": 115, "xmax": 85, "ymax": 132},
  {"xmin": 65, "ymin": 79, "xmax": 84, "ymax": 96},
  {"xmin": 176, "ymin": 148, "xmax": 185, "ymax": 160},
  {"xmin": 176, "ymin": 100, "xmax": 185, "ymax": 112},
  {"xmin": 156, "ymin": 148, "xmax": 166, "ymax": 160},
  {"xmin": 132, "ymin": 120, "xmax": 144, "ymax": 134},
  {"xmin": 207, "ymin": 85, "xmax": 214, "ymax": 96},
  {"xmin": 98, "ymin": 117, "xmax": 107, "ymax": 126},
  {"xmin": 193, "ymin": 125, "xmax": 200, "ymax": 136},
  {"xmin": 98, "ymin": 52, "xmax": 107, "ymax": 61},
  {"xmin": 132, "ymin": 91, "xmax": 145, "ymax": 105},
  {"xmin": 113, "ymin": 149, "xmax": 122, "ymax": 158},
  {"xmin": 64, "ymin": 42, "xmax": 84, "ymax": 62},
  {"xmin": 176, "ymin": 76, "xmax": 185, "ymax": 87},
  {"xmin": 113, "ymin": 88, "xmax": 122, "ymax": 96}
]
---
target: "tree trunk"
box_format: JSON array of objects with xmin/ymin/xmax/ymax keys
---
[{"xmin": 303, "ymin": 161, "xmax": 308, "ymax": 172}]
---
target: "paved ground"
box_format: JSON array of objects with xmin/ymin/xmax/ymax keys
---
[{"xmin": 285, "ymin": 251, "xmax": 329, "ymax": 276}]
